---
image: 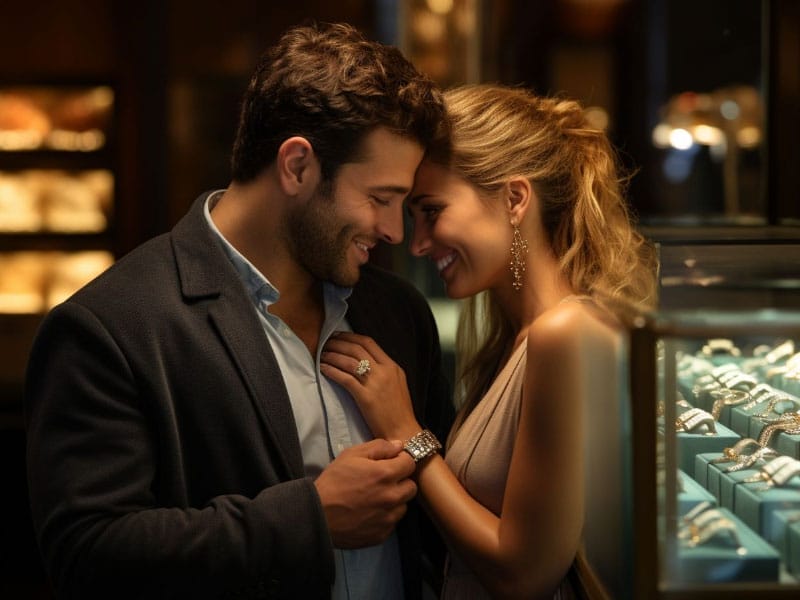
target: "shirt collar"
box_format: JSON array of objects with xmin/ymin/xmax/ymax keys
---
[{"xmin": 203, "ymin": 190, "xmax": 352, "ymax": 311}]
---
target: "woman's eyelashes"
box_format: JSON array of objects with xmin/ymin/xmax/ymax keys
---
[{"xmin": 418, "ymin": 203, "xmax": 443, "ymax": 222}]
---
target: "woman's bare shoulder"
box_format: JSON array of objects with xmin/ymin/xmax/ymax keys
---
[{"xmin": 527, "ymin": 300, "xmax": 618, "ymax": 355}]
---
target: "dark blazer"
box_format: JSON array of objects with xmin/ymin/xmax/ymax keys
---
[{"xmin": 25, "ymin": 192, "xmax": 453, "ymax": 599}]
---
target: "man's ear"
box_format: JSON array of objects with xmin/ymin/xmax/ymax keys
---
[
  {"xmin": 506, "ymin": 176, "xmax": 532, "ymax": 224},
  {"xmin": 277, "ymin": 136, "xmax": 319, "ymax": 195}
]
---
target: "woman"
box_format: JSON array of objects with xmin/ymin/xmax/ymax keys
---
[{"xmin": 321, "ymin": 84, "xmax": 658, "ymax": 598}]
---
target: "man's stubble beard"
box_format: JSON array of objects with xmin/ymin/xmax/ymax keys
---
[{"xmin": 285, "ymin": 187, "xmax": 361, "ymax": 288}]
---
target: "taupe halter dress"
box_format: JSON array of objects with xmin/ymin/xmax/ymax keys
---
[
  {"xmin": 441, "ymin": 341, "xmax": 526, "ymax": 599},
  {"xmin": 441, "ymin": 333, "xmax": 581, "ymax": 599}
]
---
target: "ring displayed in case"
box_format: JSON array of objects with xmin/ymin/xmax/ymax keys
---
[
  {"xmin": 742, "ymin": 455, "xmax": 800, "ymax": 491},
  {"xmin": 675, "ymin": 407, "xmax": 717, "ymax": 435},
  {"xmin": 709, "ymin": 438, "xmax": 761, "ymax": 465},
  {"xmin": 677, "ymin": 504, "xmax": 748, "ymax": 556},
  {"xmin": 710, "ymin": 389, "xmax": 750, "ymax": 420}
]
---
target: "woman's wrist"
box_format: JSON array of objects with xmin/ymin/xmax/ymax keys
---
[{"xmin": 384, "ymin": 420, "xmax": 424, "ymax": 443}]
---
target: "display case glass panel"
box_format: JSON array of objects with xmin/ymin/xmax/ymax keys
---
[{"xmin": 630, "ymin": 309, "xmax": 800, "ymax": 597}]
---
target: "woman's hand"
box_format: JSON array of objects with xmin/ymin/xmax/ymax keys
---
[{"xmin": 321, "ymin": 332, "xmax": 421, "ymax": 440}]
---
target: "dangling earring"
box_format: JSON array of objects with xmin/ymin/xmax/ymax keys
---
[{"xmin": 509, "ymin": 221, "xmax": 528, "ymax": 291}]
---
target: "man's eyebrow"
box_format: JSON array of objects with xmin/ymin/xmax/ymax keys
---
[{"xmin": 369, "ymin": 185, "xmax": 412, "ymax": 196}]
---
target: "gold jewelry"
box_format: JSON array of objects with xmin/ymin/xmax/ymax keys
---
[
  {"xmin": 682, "ymin": 517, "xmax": 747, "ymax": 555},
  {"xmin": 509, "ymin": 222, "xmax": 528, "ymax": 291},
  {"xmin": 753, "ymin": 396, "xmax": 800, "ymax": 420},
  {"xmin": 676, "ymin": 503, "xmax": 746, "ymax": 555},
  {"xmin": 355, "ymin": 359, "xmax": 371, "ymax": 377},
  {"xmin": 701, "ymin": 339, "xmax": 741, "ymax": 358},
  {"xmin": 722, "ymin": 373, "xmax": 758, "ymax": 391},
  {"xmin": 709, "ymin": 438, "xmax": 760, "ymax": 464},
  {"xmin": 678, "ymin": 507, "xmax": 725, "ymax": 540},
  {"xmin": 675, "ymin": 407, "xmax": 716, "ymax": 435},
  {"xmin": 710, "ymin": 364, "xmax": 739, "ymax": 379},
  {"xmin": 757, "ymin": 413, "xmax": 800, "ymax": 447},
  {"xmin": 694, "ymin": 374, "xmax": 717, "ymax": 386},
  {"xmin": 679, "ymin": 501, "xmax": 714, "ymax": 526},
  {"xmin": 709, "ymin": 389, "xmax": 750, "ymax": 420},
  {"xmin": 765, "ymin": 340, "xmax": 795, "ymax": 364},
  {"xmin": 742, "ymin": 455, "xmax": 800, "ymax": 491},
  {"xmin": 716, "ymin": 370, "xmax": 741, "ymax": 384},
  {"xmin": 741, "ymin": 384, "xmax": 779, "ymax": 411},
  {"xmin": 724, "ymin": 446, "xmax": 777, "ymax": 472},
  {"xmin": 766, "ymin": 366, "xmax": 788, "ymax": 380},
  {"xmin": 787, "ymin": 352, "xmax": 800, "ymax": 369}
]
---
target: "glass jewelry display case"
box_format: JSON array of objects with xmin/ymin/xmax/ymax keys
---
[
  {"xmin": 623, "ymin": 307, "xmax": 800, "ymax": 599},
  {"xmin": 579, "ymin": 236, "xmax": 800, "ymax": 599}
]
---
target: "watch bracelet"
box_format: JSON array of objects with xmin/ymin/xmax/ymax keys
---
[{"xmin": 403, "ymin": 429, "xmax": 442, "ymax": 463}]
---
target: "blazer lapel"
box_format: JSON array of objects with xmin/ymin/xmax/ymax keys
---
[
  {"xmin": 347, "ymin": 270, "xmax": 407, "ymax": 366},
  {"xmin": 172, "ymin": 194, "xmax": 305, "ymax": 480}
]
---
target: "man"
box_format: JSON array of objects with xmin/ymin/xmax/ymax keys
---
[{"xmin": 25, "ymin": 22, "xmax": 453, "ymax": 599}]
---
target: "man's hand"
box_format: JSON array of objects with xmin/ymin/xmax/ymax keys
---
[{"xmin": 315, "ymin": 438, "xmax": 417, "ymax": 548}]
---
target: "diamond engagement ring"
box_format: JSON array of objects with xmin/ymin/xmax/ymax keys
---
[{"xmin": 355, "ymin": 359, "xmax": 371, "ymax": 377}]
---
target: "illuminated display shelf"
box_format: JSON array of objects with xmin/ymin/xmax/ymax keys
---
[{"xmin": 0, "ymin": 84, "xmax": 117, "ymax": 401}]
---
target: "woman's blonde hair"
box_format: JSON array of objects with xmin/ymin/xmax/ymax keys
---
[{"xmin": 433, "ymin": 84, "xmax": 658, "ymax": 412}]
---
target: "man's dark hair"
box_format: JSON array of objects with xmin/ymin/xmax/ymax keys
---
[{"xmin": 231, "ymin": 22, "xmax": 446, "ymax": 183}]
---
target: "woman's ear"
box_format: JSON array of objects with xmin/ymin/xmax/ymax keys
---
[
  {"xmin": 277, "ymin": 136, "xmax": 319, "ymax": 195},
  {"xmin": 506, "ymin": 177, "xmax": 532, "ymax": 224}
]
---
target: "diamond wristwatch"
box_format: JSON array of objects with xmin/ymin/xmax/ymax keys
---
[{"xmin": 403, "ymin": 429, "xmax": 442, "ymax": 463}]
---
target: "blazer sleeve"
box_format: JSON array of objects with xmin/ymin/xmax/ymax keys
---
[{"xmin": 25, "ymin": 300, "xmax": 334, "ymax": 599}]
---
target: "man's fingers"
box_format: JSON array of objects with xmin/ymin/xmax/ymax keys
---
[{"xmin": 359, "ymin": 438, "xmax": 403, "ymax": 460}]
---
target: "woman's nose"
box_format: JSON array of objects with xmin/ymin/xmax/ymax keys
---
[
  {"xmin": 409, "ymin": 223, "xmax": 431, "ymax": 257},
  {"xmin": 376, "ymin": 203, "xmax": 404, "ymax": 244}
]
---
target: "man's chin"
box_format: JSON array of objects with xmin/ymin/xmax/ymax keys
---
[{"xmin": 329, "ymin": 266, "xmax": 361, "ymax": 288}]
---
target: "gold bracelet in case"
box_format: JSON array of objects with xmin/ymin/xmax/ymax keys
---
[
  {"xmin": 757, "ymin": 413, "xmax": 800, "ymax": 447},
  {"xmin": 402, "ymin": 429, "xmax": 442, "ymax": 463}
]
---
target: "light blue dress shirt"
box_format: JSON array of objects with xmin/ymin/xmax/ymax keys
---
[{"xmin": 205, "ymin": 192, "xmax": 403, "ymax": 599}]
